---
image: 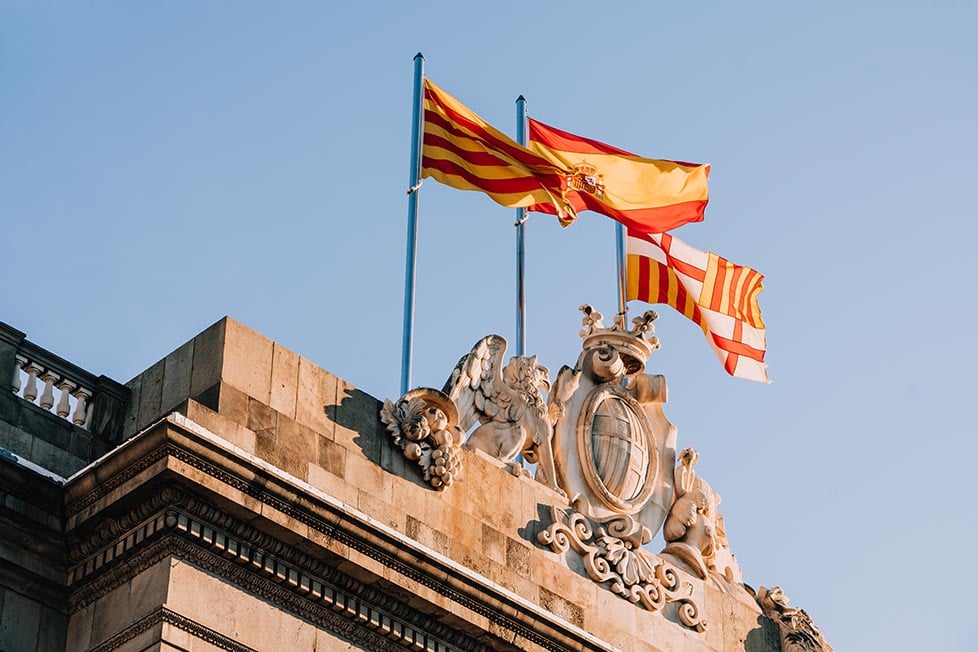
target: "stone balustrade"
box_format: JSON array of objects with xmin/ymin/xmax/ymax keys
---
[{"xmin": 0, "ymin": 322, "xmax": 130, "ymax": 442}]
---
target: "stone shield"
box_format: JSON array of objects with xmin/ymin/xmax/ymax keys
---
[{"xmin": 576, "ymin": 384, "xmax": 658, "ymax": 514}]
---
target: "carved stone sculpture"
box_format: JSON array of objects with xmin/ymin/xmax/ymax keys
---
[
  {"xmin": 442, "ymin": 334, "xmax": 562, "ymax": 493},
  {"xmin": 756, "ymin": 586, "xmax": 832, "ymax": 652},
  {"xmin": 549, "ymin": 305, "xmax": 677, "ymax": 537},
  {"xmin": 661, "ymin": 448, "xmax": 715, "ymax": 579},
  {"xmin": 383, "ymin": 305, "xmax": 676, "ymax": 509},
  {"xmin": 380, "ymin": 388, "xmax": 463, "ymax": 490},
  {"xmin": 376, "ymin": 305, "xmax": 834, "ymax": 645},
  {"xmin": 537, "ymin": 504, "xmax": 706, "ymax": 632},
  {"xmin": 661, "ymin": 448, "xmax": 745, "ymax": 590},
  {"xmin": 712, "ymin": 511, "xmax": 743, "ymax": 585}
]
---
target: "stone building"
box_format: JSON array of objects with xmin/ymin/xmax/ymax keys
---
[{"xmin": 0, "ymin": 316, "xmax": 829, "ymax": 651}]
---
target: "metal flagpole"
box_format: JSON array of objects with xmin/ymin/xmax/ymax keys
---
[
  {"xmin": 616, "ymin": 222, "xmax": 627, "ymax": 325},
  {"xmin": 515, "ymin": 95, "xmax": 528, "ymax": 356},
  {"xmin": 401, "ymin": 53, "xmax": 425, "ymax": 395}
]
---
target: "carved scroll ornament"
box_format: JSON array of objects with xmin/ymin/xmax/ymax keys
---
[{"xmin": 538, "ymin": 504, "xmax": 707, "ymax": 632}]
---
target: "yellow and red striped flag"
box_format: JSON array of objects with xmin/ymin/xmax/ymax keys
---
[
  {"xmin": 527, "ymin": 118, "xmax": 710, "ymax": 232},
  {"xmin": 626, "ymin": 229, "xmax": 768, "ymax": 382},
  {"xmin": 420, "ymin": 80, "xmax": 575, "ymax": 222}
]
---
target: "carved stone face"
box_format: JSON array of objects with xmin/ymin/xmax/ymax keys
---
[
  {"xmin": 404, "ymin": 415, "xmax": 431, "ymax": 441},
  {"xmin": 425, "ymin": 406, "xmax": 448, "ymax": 432},
  {"xmin": 503, "ymin": 356, "xmax": 551, "ymax": 392}
]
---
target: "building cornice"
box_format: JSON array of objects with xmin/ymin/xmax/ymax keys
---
[{"xmin": 64, "ymin": 413, "xmax": 619, "ymax": 652}]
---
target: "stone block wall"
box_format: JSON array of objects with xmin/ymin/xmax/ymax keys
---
[{"xmin": 0, "ymin": 444, "xmax": 68, "ymax": 651}]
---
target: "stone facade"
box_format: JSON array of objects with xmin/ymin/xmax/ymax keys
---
[{"xmin": 0, "ymin": 317, "xmax": 827, "ymax": 651}]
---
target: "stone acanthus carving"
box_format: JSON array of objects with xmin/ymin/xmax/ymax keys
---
[
  {"xmin": 661, "ymin": 448, "xmax": 744, "ymax": 587},
  {"xmin": 380, "ymin": 389, "xmax": 463, "ymax": 490},
  {"xmin": 442, "ymin": 334, "xmax": 563, "ymax": 493},
  {"xmin": 756, "ymin": 586, "xmax": 832, "ymax": 652},
  {"xmin": 538, "ymin": 504, "xmax": 706, "ymax": 632}
]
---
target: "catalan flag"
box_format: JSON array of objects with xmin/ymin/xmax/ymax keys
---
[
  {"xmin": 420, "ymin": 80, "xmax": 575, "ymax": 222},
  {"xmin": 626, "ymin": 229, "xmax": 768, "ymax": 382},
  {"xmin": 527, "ymin": 119, "xmax": 710, "ymax": 233}
]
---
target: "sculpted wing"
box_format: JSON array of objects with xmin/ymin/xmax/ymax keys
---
[{"xmin": 442, "ymin": 335, "xmax": 512, "ymax": 432}]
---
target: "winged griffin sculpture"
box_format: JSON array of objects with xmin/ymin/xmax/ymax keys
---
[{"xmin": 442, "ymin": 334, "xmax": 565, "ymax": 494}]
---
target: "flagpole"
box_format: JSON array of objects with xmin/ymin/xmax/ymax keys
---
[
  {"xmin": 515, "ymin": 95, "xmax": 527, "ymax": 356},
  {"xmin": 616, "ymin": 222, "xmax": 627, "ymax": 325},
  {"xmin": 401, "ymin": 52, "xmax": 425, "ymax": 395}
]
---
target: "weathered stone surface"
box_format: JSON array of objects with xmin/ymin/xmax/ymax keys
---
[
  {"xmin": 37, "ymin": 604, "xmax": 67, "ymax": 652},
  {"xmin": 64, "ymin": 601, "xmax": 94, "ymax": 652},
  {"xmin": 160, "ymin": 338, "xmax": 194, "ymax": 418},
  {"xmin": 179, "ymin": 399, "xmax": 257, "ymax": 454},
  {"xmin": 189, "ymin": 318, "xmax": 226, "ymax": 399},
  {"xmin": 269, "ymin": 342, "xmax": 300, "ymax": 419},
  {"xmin": 221, "ymin": 319, "xmax": 274, "ymax": 402},
  {"xmin": 90, "ymin": 582, "xmax": 132, "ymax": 647},
  {"xmin": 295, "ymin": 356, "xmax": 337, "ymax": 439},
  {"xmin": 135, "ymin": 359, "xmax": 165, "ymax": 434},
  {"xmin": 0, "ymin": 588, "xmax": 42, "ymax": 652}
]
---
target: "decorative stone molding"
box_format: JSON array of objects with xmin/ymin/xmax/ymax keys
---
[
  {"xmin": 537, "ymin": 504, "xmax": 707, "ymax": 633},
  {"xmin": 380, "ymin": 388, "xmax": 463, "ymax": 490},
  {"xmin": 756, "ymin": 586, "xmax": 832, "ymax": 652},
  {"xmin": 64, "ymin": 414, "xmax": 660, "ymax": 651},
  {"xmin": 90, "ymin": 607, "xmax": 257, "ymax": 652},
  {"xmin": 67, "ymin": 486, "xmax": 180, "ymax": 564},
  {"xmin": 68, "ymin": 487, "xmax": 491, "ymax": 652}
]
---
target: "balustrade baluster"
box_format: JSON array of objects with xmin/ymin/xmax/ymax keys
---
[
  {"xmin": 23, "ymin": 363, "xmax": 43, "ymax": 404},
  {"xmin": 40, "ymin": 371, "xmax": 59, "ymax": 410},
  {"xmin": 72, "ymin": 388, "xmax": 93, "ymax": 427},
  {"xmin": 12, "ymin": 355, "xmax": 27, "ymax": 395},
  {"xmin": 57, "ymin": 380, "xmax": 76, "ymax": 418}
]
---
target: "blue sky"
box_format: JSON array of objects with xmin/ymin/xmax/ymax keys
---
[{"xmin": 3, "ymin": 2, "xmax": 976, "ymax": 649}]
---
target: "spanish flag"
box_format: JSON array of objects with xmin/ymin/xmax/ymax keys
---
[
  {"xmin": 421, "ymin": 80, "xmax": 575, "ymax": 221},
  {"xmin": 627, "ymin": 229, "xmax": 768, "ymax": 382},
  {"xmin": 528, "ymin": 119, "xmax": 710, "ymax": 233}
]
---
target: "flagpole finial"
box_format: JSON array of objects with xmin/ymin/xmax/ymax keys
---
[
  {"xmin": 414, "ymin": 52, "xmax": 424, "ymax": 61},
  {"xmin": 515, "ymin": 94, "xmax": 526, "ymax": 103}
]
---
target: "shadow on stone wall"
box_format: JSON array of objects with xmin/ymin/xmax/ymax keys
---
[
  {"xmin": 745, "ymin": 614, "xmax": 782, "ymax": 651},
  {"xmin": 324, "ymin": 387, "xmax": 384, "ymax": 464},
  {"xmin": 325, "ymin": 386, "xmax": 433, "ymax": 492},
  {"xmin": 519, "ymin": 503, "xmax": 552, "ymax": 547}
]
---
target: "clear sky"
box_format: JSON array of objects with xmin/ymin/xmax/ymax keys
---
[{"xmin": 3, "ymin": 2, "xmax": 976, "ymax": 650}]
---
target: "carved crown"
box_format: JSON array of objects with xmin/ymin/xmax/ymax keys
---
[{"xmin": 579, "ymin": 305, "xmax": 661, "ymax": 375}]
